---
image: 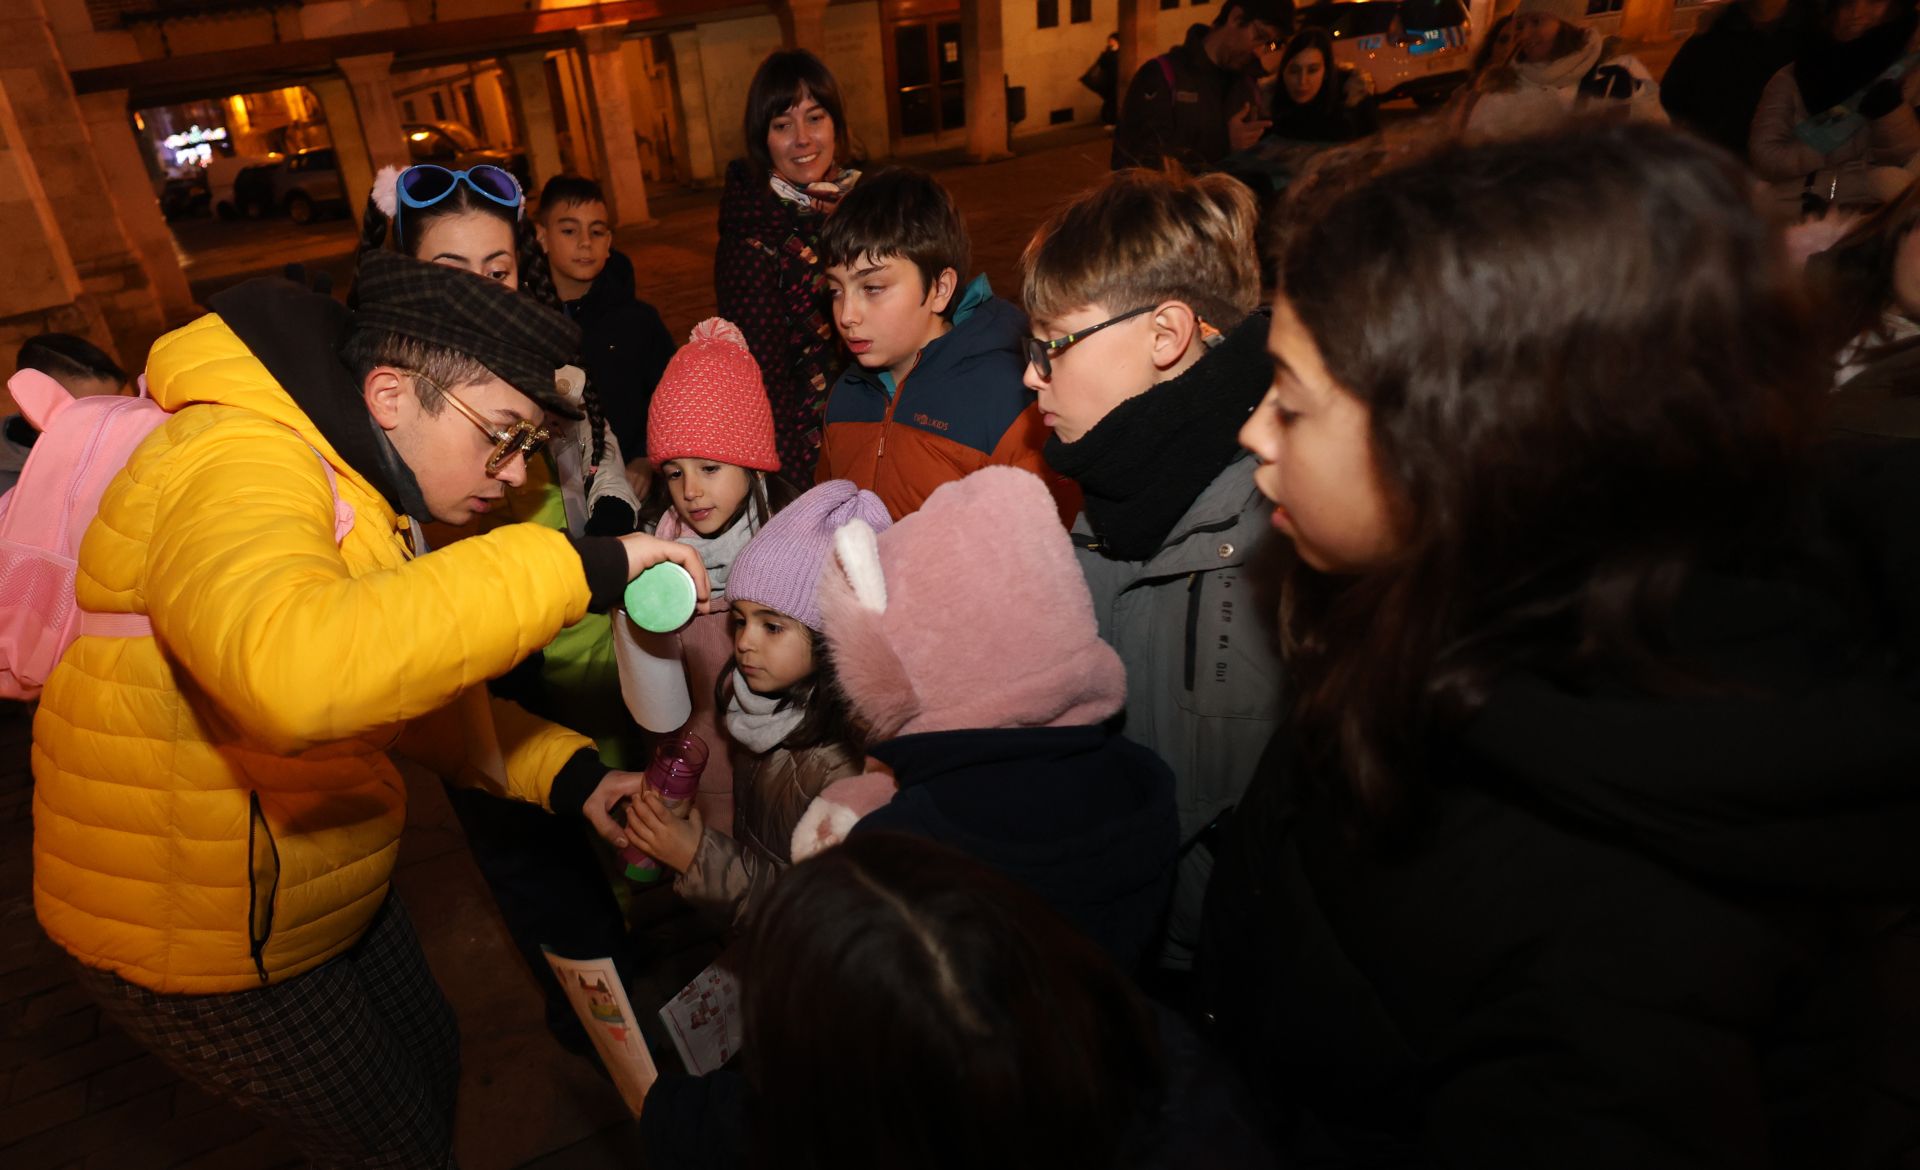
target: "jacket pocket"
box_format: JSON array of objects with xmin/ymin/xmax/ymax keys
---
[
  {"xmin": 1176, "ymin": 569, "xmax": 1284, "ymax": 722},
  {"xmin": 247, "ymin": 791, "xmax": 281, "ymax": 984}
]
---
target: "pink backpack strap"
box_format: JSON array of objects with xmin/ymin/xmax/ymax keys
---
[
  {"xmin": 1156, "ymin": 55, "xmax": 1176, "ymax": 90},
  {"xmin": 313, "ymin": 448, "xmax": 355, "ymax": 543}
]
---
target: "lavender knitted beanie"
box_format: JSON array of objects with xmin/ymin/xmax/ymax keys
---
[{"xmin": 728, "ymin": 480, "xmax": 892, "ymax": 630}]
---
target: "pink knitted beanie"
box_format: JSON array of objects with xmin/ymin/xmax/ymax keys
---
[
  {"xmin": 818, "ymin": 466, "xmax": 1127, "ymax": 741},
  {"xmin": 647, "ymin": 318, "xmax": 781, "ymax": 471},
  {"xmin": 729, "ymin": 481, "xmax": 893, "ymax": 631}
]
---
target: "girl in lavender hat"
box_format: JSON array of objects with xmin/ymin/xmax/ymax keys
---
[{"xmin": 623, "ymin": 479, "xmax": 888, "ymax": 926}]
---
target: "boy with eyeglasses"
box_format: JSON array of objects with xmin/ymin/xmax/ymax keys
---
[
  {"xmin": 30, "ymin": 249, "xmax": 707, "ymax": 1167},
  {"xmin": 813, "ymin": 166, "xmax": 1075, "ymax": 522},
  {"xmin": 1019, "ymin": 166, "xmax": 1283, "ymax": 986}
]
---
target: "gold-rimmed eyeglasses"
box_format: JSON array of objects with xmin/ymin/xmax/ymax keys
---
[{"xmin": 410, "ymin": 371, "xmax": 551, "ymax": 475}]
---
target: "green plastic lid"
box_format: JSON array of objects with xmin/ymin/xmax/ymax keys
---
[{"xmin": 624, "ymin": 561, "xmax": 697, "ymax": 633}]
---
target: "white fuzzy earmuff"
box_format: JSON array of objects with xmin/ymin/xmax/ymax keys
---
[{"xmin": 833, "ymin": 519, "xmax": 888, "ymax": 614}]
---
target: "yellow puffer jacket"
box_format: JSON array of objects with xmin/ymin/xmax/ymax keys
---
[{"xmin": 32, "ymin": 311, "xmax": 599, "ymax": 994}]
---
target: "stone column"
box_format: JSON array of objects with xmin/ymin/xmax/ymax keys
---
[
  {"xmin": 0, "ymin": 63, "xmax": 106, "ymax": 409},
  {"xmin": 336, "ymin": 52, "xmax": 411, "ymax": 176},
  {"xmin": 668, "ymin": 29, "xmax": 720, "ymax": 185},
  {"xmin": 0, "ymin": 0, "xmax": 165, "ymax": 372},
  {"xmin": 551, "ymin": 49, "xmax": 596, "ymax": 176},
  {"xmin": 503, "ymin": 51, "xmax": 566, "ymax": 192},
  {"xmin": 962, "ymin": 0, "xmax": 1011, "ymax": 162},
  {"xmin": 780, "ymin": 0, "xmax": 831, "ymax": 55},
  {"xmin": 77, "ymin": 89, "xmax": 196, "ymax": 324},
  {"xmin": 474, "ymin": 67, "xmax": 515, "ymax": 148},
  {"xmin": 309, "ymin": 75, "xmax": 377, "ymax": 224},
  {"xmin": 1116, "ymin": 0, "xmax": 1157, "ymax": 118},
  {"xmin": 575, "ymin": 23, "xmax": 653, "ymax": 225}
]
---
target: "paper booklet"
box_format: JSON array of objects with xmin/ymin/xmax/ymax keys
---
[
  {"xmin": 658, "ymin": 961, "xmax": 744, "ymax": 1077},
  {"xmin": 543, "ymin": 950, "xmax": 658, "ymax": 1115}
]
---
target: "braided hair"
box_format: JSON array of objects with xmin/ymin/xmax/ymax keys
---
[{"xmin": 354, "ymin": 166, "xmax": 609, "ymax": 468}]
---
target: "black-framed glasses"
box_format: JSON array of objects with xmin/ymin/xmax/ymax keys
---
[
  {"xmin": 1023, "ymin": 305, "xmax": 1156, "ymax": 380},
  {"xmin": 411, "ymin": 371, "xmax": 551, "ymax": 475}
]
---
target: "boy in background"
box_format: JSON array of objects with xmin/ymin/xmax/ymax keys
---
[
  {"xmin": 813, "ymin": 166, "xmax": 1074, "ymax": 523},
  {"xmin": 537, "ymin": 175, "xmax": 674, "ymax": 479}
]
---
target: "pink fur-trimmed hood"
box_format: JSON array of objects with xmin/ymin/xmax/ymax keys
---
[{"xmin": 818, "ymin": 466, "xmax": 1127, "ymax": 741}]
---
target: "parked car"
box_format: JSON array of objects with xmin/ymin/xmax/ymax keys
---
[
  {"xmin": 405, "ymin": 121, "xmax": 531, "ymax": 191},
  {"xmin": 274, "ymin": 147, "xmax": 349, "ymax": 224},
  {"xmin": 209, "ymin": 153, "xmax": 279, "ymax": 220},
  {"xmin": 1296, "ymin": 0, "xmax": 1472, "ymax": 108},
  {"xmin": 232, "ymin": 161, "xmax": 283, "ymax": 220},
  {"xmin": 159, "ymin": 174, "xmax": 209, "ymax": 221}
]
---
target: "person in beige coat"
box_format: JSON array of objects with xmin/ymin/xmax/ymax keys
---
[{"xmin": 1750, "ymin": 0, "xmax": 1920, "ymax": 208}]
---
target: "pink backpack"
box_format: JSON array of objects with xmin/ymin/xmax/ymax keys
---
[{"xmin": 0, "ymin": 369, "xmax": 351, "ymax": 700}]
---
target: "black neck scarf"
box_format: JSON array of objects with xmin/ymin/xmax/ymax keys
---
[{"xmin": 1045, "ymin": 311, "xmax": 1271, "ymax": 561}]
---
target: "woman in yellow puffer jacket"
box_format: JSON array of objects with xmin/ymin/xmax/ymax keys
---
[{"xmin": 31, "ymin": 253, "xmax": 705, "ymax": 1169}]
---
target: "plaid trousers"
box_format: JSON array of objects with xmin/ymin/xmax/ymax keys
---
[{"xmin": 75, "ymin": 893, "xmax": 461, "ymax": 1170}]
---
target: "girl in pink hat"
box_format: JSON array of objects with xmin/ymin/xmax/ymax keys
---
[
  {"xmin": 614, "ymin": 318, "xmax": 800, "ymax": 837},
  {"xmin": 622, "ymin": 480, "xmax": 890, "ymax": 925}
]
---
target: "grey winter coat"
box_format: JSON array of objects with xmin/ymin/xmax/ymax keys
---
[{"xmin": 1072, "ymin": 452, "xmax": 1285, "ymax": 964}]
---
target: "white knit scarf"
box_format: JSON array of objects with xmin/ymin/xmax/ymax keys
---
[{"xmin": 724, "ymin": 670, "xmax": 805, "ymax": 753}]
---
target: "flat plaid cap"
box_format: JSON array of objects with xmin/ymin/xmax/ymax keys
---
[{"xmin": 350, "ymin": 249, "xmax": 581, "ymax": 408}]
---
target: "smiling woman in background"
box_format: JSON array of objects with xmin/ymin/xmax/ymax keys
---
[{"xmin": 715, "ymin": 49, "xmax": 863, "ymax": 481}]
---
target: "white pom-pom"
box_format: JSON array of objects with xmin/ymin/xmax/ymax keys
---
[
  {"xmin": 371, "ymin": 166, "xmax": 401, "ymax": 219},
  {"xmin": 790, "ymin": 797, "xmax": 860, "ymax": 862},
  {"xmin": 834, "ymin": 520, "xmax": 888, "ymax": 614},
  {"xmin": 688, "ymin": 317, "xmax": 748, "ymax": 349}
]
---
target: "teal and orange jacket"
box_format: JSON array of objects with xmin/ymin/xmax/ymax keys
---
[{"xmin": 815, "ymin": 275, "xmax": 1077, "ymax": 524}]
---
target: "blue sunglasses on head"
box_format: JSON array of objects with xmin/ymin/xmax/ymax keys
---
[{"xmin": 393, "ymin": 164, "xmax": 522, "ymax": 245}]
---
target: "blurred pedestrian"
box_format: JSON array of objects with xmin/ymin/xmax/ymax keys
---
[
  {"xmin": 1661, "ymin": 0, "xmax": 1810, "ymax": 156},
  {"xmin": 1265, "ymin": 27, "xmax": 1379, "ymax": 143},
  {"xmin": 1082, "ymin": 31, "xmax": 1123, "ymax": 125},
  {"xmin": 1750, "ymin": 0, "xmax": 1920, "ymax": 210},
  {"xmin": 1112, "ymin": 0, "xmax": 1291, "ymax": 173},
  {"xmin": 1461, "ymin": 0, "xmax": 1665, "ymax": 141}
]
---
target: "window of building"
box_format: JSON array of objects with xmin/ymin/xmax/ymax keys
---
[
  {"xmin": 1160, "ymin": 0, "xmax": 1181, "ymax": 9},
  {"xmin": 1038, "ymin": 0, "xmax": 1060, "ymax": 28},
  {"xmin": 1070, "ymin": 0, "xmax": 1092, "ymax": 21}
]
